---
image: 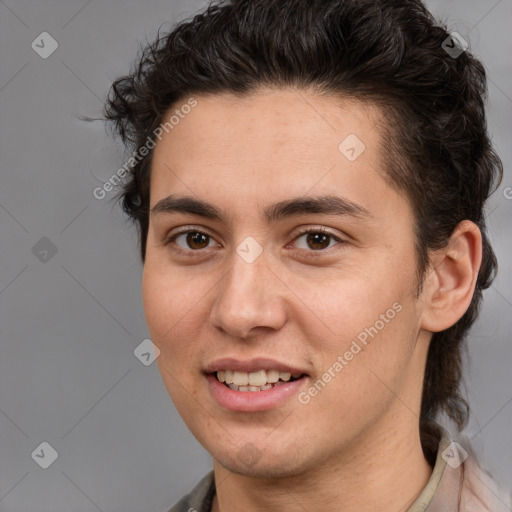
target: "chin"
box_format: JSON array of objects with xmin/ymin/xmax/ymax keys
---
[
  {"xmin": 218, "ymin": 458, "xmax": 308, "ymax": 479},
  {"xmin": 211, "ymin": 442, "xmax": 312, "ymax": 479}
]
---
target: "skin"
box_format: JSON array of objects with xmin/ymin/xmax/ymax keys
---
[{"xmin": 142, "ymin": 87, "xmax": 482, "ymax": 512}]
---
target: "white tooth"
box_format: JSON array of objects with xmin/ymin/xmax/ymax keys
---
[
  {"xmin": 248, "ymin": 386, "xmax": 261, "ymax": 392},
  {"xmin": 248, "ymin": 370, "xmax": 267, "ymax": 387},
  {"xmin": 279, "ymin": 372, "xmax": 291, "ymax": 381},
  {"xmin": 217, "ymin": 370, "xmax": 226, "ymax": 382},
  {"xmin": 266, "ymin": 370, "xmax": 280, "ymax": 383},
  {"xmin": 225, "ymin": 370, "xmax": 234, "ymax": 384},
  {"xmin": 227, "ymin": 383, "xmax": 238, "ymax": 391},
  {"xmin": 291, "ymin": 373, "xmax": 302, "ymax": 379},
  {"xmin": 233, "ymin": 371, "xmax": 249, "ymax": 386},
  {"xmin": 238, "ymin": 385, "xmax": 251, "ymax": 392},
  {"xmin": 260, "ymin": 384, "xmax": 273, "ymax": 390}
]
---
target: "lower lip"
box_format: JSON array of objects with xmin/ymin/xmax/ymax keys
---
[{"xmin": 206, "ymin": 374, "xmax": 307, "ymax": 412}]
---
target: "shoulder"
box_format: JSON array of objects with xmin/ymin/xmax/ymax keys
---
[
  {"xmin": 412, "ymin": 422, "xmax": 511, "ymax": 512},
  {"xmin": 166, "ymin": 472, "xmax": 216, "ymax": 512},
  {"xmin": 460, "ymin": 456, "xmax": 511, "ymax": 512}
]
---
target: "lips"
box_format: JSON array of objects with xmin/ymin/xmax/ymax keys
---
[
  {"xmin": 204, "ymin": 357, "xmax": 307, "ymax": 376},
  {"xmin": 204, "ymin": 357, "xmax": 309, "ymax": 411}
]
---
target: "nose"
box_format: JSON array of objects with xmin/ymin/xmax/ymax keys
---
[{"xmin": 208, "ymin": 246, "xmax": 288, "ymax": 340}]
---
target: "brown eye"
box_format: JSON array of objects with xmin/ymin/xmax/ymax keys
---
[
  {"xmin": 292, "ymin": 228, "xmax": 343, "ymax": 252},
  {"xmin": 305, "ymin": 232, "xmax": 331, "ymax": 250},
  {"xmin": 167, "ymin": 229, "xmax": 217, "ymax": 253},
  {"xmin": 184, "ymin": 231, "xmax": 210, "ymax": 250}
]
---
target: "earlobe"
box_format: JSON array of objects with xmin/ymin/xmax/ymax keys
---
[{"xmin": 420, "ymin": 221, "xmax": 482, "ymax": 333}]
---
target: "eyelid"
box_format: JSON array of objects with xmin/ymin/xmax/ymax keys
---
[
  {"xmin": 164, "ymin": 226, "xmax": 219, "ymax": 252},
  {"xmin": 290, "ymin": 225, "xmax": 343, "ymax": 241},
  {"xmin": 164, "ymin": 225, "xmax": 215, "ymax": 243},
  {"xmin": 288, "ymin": 226, "xmax": 346, "ymax": 254}
]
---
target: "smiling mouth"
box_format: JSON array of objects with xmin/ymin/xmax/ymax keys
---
[{"xmin": 214, "ymin": 369, "xmax": 305, "ymax": 392}]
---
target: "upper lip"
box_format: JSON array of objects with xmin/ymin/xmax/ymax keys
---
[{"xmin": 204, "ymin": 357, "xmax": 308, "ymax": 376}]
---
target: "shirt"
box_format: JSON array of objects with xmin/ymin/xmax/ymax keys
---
[{"xmin": 166, "ymin": 423, "xmax": 511, "ymax": 512}]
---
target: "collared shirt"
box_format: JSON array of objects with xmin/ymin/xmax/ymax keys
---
[{"xmin": 166, "ymin": 424, "xmax": 511, "ymax": 512}]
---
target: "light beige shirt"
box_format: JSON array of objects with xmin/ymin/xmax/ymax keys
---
[{"xmin": 167, "ymin": 424, "xmax": 511, "ymax": 512}]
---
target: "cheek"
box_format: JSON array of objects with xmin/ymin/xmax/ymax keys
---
[
  {"xmin": 142, "ymin": 266, "xmax": 195, "ymax": 363},
  {"xmin": 297, "ymin": 264, "xmax": 409, "ymax": 347},
  {"xmin": 142, "ymin": 269, "xmax": 203, "ymax": 412},
  {"xmin": 301, "ymin": 260, "xmax": 419, "ymax": 401},
  {"xmin": 143, "ymin": 260, "xmax": 198, "ymax": 330},
  {"xmin": 301, "ymin": 302, "xmax": 418, "ymax": 441},
  {"xmin": 142, "ymin": 268, "xmax": 169, "ymax": 341}
]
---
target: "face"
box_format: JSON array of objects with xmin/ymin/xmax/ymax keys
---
[{"xmin": 143, "ymin": 88, "xmax": 431, "ymax": 478}]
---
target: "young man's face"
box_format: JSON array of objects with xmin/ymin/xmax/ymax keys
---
[{"xmin": 143, "ymin": 88, "xmax": 432, "ymax": 477}]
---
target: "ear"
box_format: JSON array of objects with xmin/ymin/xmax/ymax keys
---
[{"xmin": 420, "ymin": 220, "xmax": 482, "ymax": 333}]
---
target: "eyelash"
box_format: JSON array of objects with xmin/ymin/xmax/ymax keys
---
[{"xmin": 164, "ymin": 226, "xmax": 346, "ymax": 258}]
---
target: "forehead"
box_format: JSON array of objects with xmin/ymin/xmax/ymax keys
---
[
  {"xmin": 149, "ymin": 88, "xmax": 407, "ymax": 223},
  {"xmin": 153, "ymin": 87, "xmax": 382, "ymax": 162}
]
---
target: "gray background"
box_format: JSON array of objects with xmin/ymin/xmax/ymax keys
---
[{"xmin": 0, "ymin": 0, "xmax": 510, "ymax": 510}]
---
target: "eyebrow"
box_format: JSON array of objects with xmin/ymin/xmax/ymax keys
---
[{"xmin": 150, "ymin": 194, "xmax": 374, "ymax": 224}]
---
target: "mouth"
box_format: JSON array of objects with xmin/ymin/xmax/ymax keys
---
[
  {"xmin": 205, "ymin": 361, "xmax": 309, "ymax": 412},
  {"xmin": 214, "ymin": 369, "xmax": 305, "ymax": 392}
]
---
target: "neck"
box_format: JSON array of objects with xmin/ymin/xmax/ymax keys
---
[{"xmin": 211, "ymin": 416, "xmax": 433, "ymax": 512}]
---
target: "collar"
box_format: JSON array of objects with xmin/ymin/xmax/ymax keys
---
[{"xmin": 407, "ymin": 421, "xmax": 464, "ymax": 511}]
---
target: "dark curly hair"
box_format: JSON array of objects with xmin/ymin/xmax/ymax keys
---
[{"xmin": 104, "ymin": 0, "xmax": 503, "ymax": 438}]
